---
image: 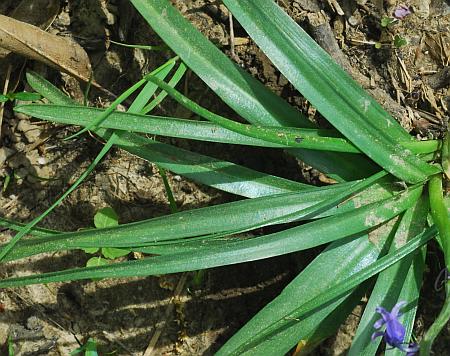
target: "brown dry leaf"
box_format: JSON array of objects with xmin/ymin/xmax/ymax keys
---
[{"xmin": 0, "ymin": 14, "xmax": 92, "ymax": 83}]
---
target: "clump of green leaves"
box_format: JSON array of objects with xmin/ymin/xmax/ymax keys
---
[
  {"xmin": 0, "ymin": 0, "xmax": 448, "ymax": 355},
  {"xmin": 375, "ymin": 16, "xmax": 408, "ymax": 49},
  {"xmin": 84, "ymin": 207, "xmax": 130, "ymax": 267}
]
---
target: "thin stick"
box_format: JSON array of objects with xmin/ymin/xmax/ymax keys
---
[
  {"xmin": 142, "ymin": 273, "xmax": 188, "ymax": 356},
  {"xmin": 229, "ymin": 12, "xmax": 236, "ymax": 60}
]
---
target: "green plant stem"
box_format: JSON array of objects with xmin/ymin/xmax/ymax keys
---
[
  {"xmin": 158, "ymin": 165, "xmax": 178, "ymax": 214},
  {"xmin": 145, "ymin": 75, "xmax": 360, "ymax": 152},
  {"xmin": 402, "ymin": 140, "xmax": 440, "ymax": 154},
  {"xmin": 442, "ymin": 128, "xmax": 450, "ymax": 180},
  {"xmin": 420, "ymin": 283, "xmax": 450, "ymax": 355},
  {"xmin": 66, "ymin": 56, "xmax": 179, "ymax": 139},
  {"xmin": 429, "ymin": 174, "xmax": 450, "ymax": 268}
]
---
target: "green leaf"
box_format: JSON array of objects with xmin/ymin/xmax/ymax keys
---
[
  {"xmin": 442, "ymin": 129, "xmax": 450, "ymax": 179},
  {"xmin": 394, "ymin": 35, "xmax": 408, "ymax": 48},
  {"xmin": 348, "ymin": 195, "xmax": 429, "ymax": 355},
  {"xmin": 128, "ymin": 61, "xmax": 176, "ymax": 112},
  {"xmin": 381, "ymin": 17, "xmax": 396, "ymax": 27},
  {"xmin": 25, "ymin": 70, "xmax": 310, "ymax": 198},
  {"xmin": 101, "ymin": 129, "xmax": 310, "ymax": 197},
  {"xmin": 218, "ymin": 233, "xmax": 384, "ymax": 355},
  {"xmin": 0, "ymin": 185, "xmax": 424, "ymax": 287},
  {"xmin": 101, "ymin": 247, "xmax": 130, "ymax": 259},
  {"xmin": 27, "ymin": 71, "xmax": 78, "ymax": 105},
  {"xmin": 86, "ymin": 257, "xmax": 109, "ymax": 268},
  {"xmin": 16, "ymin": 103, "xmax": 362, "ymax": 153},
  {"xmin": 222, "ymin": 0, "xmax": 440, "ymax": 183},
  {"xmin": 0, "ymin": 179, "xmax": 368, "ymax": 260},
  {"xmin": 94, "ymin": 207, "xmax": 119, "ymax": 229},
  {"xmin": 222, "ymin": 227, "xmax": 436, "ymax": 355},
  {"xmin": 82, "ymin": 247, "xmax": 99, "ymax": 254},
  {"xmin": 429, "ymin": 175, "xmax": 450, "ymax": 268},
  {"xmin": 70, "ymin": 338, "xmax": 98, "ymax": 356},
  {"xmin": 143, "ymin": 62, "xmax": 187, "ymax": 114},
  {"xmin": 129, "ymin": 0, "xmax": 375, "ymax": 182},
  {"xmin": 385, "ymin": 246, "xmax": 426, "ymax": 356},
  {"xmin": 0, "ymin": 94, "xmax": 9, "ymax": 102},
  {"xmin": 10, "ymin": 91, "xmax": 42, "ymax": 101},
  {"xmin": 129, "ymin": 0, "xmax": 310, "ymax": 128}
]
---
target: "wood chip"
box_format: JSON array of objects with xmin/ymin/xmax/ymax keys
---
[{"xmin": 0, "ymin": 14, "xmax": 92, "ymax": 83}]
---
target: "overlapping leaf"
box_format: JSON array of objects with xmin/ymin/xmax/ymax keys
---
[
  {"xmin": 222, "ymin": 0, "xmax": 440, "ymax": 183},
  {"xmin": 129, "ymin": 0, "xmax": 376, "ymax": 182}
]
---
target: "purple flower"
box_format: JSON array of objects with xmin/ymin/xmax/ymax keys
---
[
  {"xmin": 394, "ymin": 5, "xmax": 411, "ymax": 19},
  {"xmin": 372, "ymin": 301, "xmax": 419, "ymax": 354}
]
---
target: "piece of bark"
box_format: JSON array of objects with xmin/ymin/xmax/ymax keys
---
[{"xmin": 0, "ymin": 14, "xmax": 92, "ymax": 83}]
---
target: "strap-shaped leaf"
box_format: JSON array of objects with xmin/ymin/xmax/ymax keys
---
[
  {"xmin": 129, "ymin": 0, "xmax": 375, "ymax": 182},
  {"xmin": 218, "ymin": 233, "xmax": 384, "ymax": 355},
  {"xmin": 222, "ymin": 0, "xmax": 440, "ymax": 183},
  {"xmin": 129, "ymin": 0, "xmax": 308, "ymax": 127},
  {"xmin": 0, "ymin": 185, "xmax": 423, "ymax": 287},
  {"xmin": 385, "ymin": 246, "xmax": 426, "ymax": 356},
  {"xmin": 15, "ymin": 104, "xmax": 361, "ymax": 153},
  {"xmin": 26, "ymin": 71, "xmax": 310, "ymax": 198},
  {"xmin": 222, "ymin": 226, "xmax": 435, "ymax": 355},
  {"xmin": 348, "ymin": 195, "xmax": 428, "ymax": 355},
  {"xmin": 1, "ymin": 171, "xmax": 386, "ymax": 261}
]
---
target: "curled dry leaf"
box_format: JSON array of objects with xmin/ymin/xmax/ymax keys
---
[{"xmin": 0, "ymin": 14, "xmax": 92, "ymax": 83}]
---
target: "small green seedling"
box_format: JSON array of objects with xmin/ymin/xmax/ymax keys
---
[
  {"xmin": 0, "ymin": 92, "xmax": 42, "ymax": 103},
  {"xmin": 2, "ymin": 172, "xmax": 12, "ymax": 192},
  {"xmin": 84, "ymin": 207, "xmax": 130, "ymax": 267},
  {"xmin": 376, "ymin": 16, "xmax": 408, "ymax": 49},
  {"xmin": 381, "ymin": 16, "xmax": 397, "ymax": 28},
  {"xmin": 393, "ymin": 34, "xmax": 408, "ymax": 48},
  {"xmin": 70, "ymin": 338, "xmax": 98, "ymax": 356}
]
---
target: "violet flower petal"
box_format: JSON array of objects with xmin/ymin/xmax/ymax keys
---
[
  {"xmin": 371, "ymin": 330, "xmax": 385, "ymax": 341},
  {"xmin": 394, "ymin": 5, "xmax": 411, "ymax": 19},
  {"xmin": 391, "ymin": 300, "xmax": 407, "ymax": 317},
  {"xmin": 373, "ymin": 317, "xmax": 385, "ymax": 329}
]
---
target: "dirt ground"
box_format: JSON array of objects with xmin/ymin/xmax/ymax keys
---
[{"xmin": 0, "ymin": 0, "xmax": 449, "ymax": 355}]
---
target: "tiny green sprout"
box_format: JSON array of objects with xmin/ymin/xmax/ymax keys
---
[
  {"xmin": 394, "ymin": 35, "xmax": 408, "ymax": 48},
  {"xmin": 374, "ymin": 42, "xmax": 382, "ymax": 49},
  {"xmin": 70, "ymin": 338, "xmax": 98, "ymax": 356},
  {"xmin": 2, "ymin": 173, "xmax": 12, "ymax": 192},
  {"xmin": 381, "ymin": 16, "xmax": 397, "ymax": 28},
  {"xmin": 8, "ymin": 335, "xmax": 14, "ymax": 356},
  {"xmin": 0, "ymin": 91, "xmax": 41, "ymax": 103},
  {"xmin": 83, "ymin": 207, "xmax": 130, "ymax": 263}
]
